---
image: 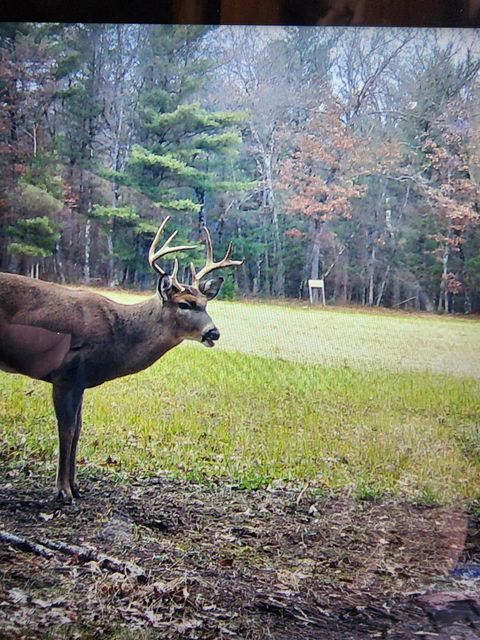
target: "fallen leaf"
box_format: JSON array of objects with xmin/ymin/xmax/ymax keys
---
[
  {"xmin": 8, "ymin": 588, "xmax": 29, "ymax": 604},
  {"xmin": 39, "ymin": 512, "xmax": 54, "ymax": 522}
]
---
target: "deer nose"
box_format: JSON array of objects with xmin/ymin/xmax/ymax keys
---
[{"xmin": 204, "ymin": 327, "xmax": 220, "ymax": 342}]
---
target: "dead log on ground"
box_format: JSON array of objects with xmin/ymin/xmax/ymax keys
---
[
  {"xmin": 0, "ymin": 530, "xmax": 54, "ymax": 559},
  {"xmin": 0, "ymin": 529, "xmax": 147, "ymax": 581}
]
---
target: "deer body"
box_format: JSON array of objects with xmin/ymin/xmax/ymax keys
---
[
  {"xmin": 0, "ymin": 218, "xmax": 242, "ymax": 502},
  {"xmin": 0, "ymin": 274, "xmax": 184, "ymax": 386}
]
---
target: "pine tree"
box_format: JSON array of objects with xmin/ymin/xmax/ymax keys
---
[{"xmin": 128, "ymin": 27, "xmax": 246, "ymax": 223}]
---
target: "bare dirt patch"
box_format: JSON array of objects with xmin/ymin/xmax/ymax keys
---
[{"xmin": 0, "ymin": 468, "xmax": 479, "ymax": 639}]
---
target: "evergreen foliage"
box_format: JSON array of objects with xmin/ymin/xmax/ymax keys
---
[
  {"xmin": 0, "ymin": 25, "xmax": 479, "ymax": 311},
  {"xmin": 8, "ymin": 216, "xmax": 60, "ymax": 259}
]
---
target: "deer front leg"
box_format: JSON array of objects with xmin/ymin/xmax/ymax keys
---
[
  {"xmin": 69, "ymin": 395, "xmax": 83, "ymax": 498},
  {"xmin": 52, "ymin": 383, "xmax": 84, "ymax": 503}
]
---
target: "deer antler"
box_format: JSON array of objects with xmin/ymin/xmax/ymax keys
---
[
  {"xmin": 170, "ymin": 258, "xmax": 184, "ymax": 291},
  {"xmin": 148, "ymin": 217, "xmax": 197, "ymax": 289},
  {"xmin": 190, "ymin": 226, "xmax": 244, "ymax": 288}
]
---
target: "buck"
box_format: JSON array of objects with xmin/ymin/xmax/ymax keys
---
[{"xmin": 0, "ymin": 217, "xmax": 242, "ymax": 502}]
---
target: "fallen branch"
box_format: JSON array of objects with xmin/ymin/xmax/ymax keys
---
[
  {"xmin": 37, "ymin": 537, "xmax": 148, "ymax": 581},
  {"xmin": 393, "ymin": 296, "xmax": 416, "ymax": 307},
  {"xmin": 0, "ymin": 499, "xmax": 48, "ymax": 509},
  {"xmin": 252, "ymin": 591, "xmax": 330, "ymax": 628},
  {"xmin": 0, "ymin": 529, "xmax": 147, "ymax": 582},
  {"xmin": 0, "ymin": 530, "xmax": 54, "ymax": 559}
]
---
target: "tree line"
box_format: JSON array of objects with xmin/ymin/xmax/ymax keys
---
[{"xmin": 1, "ymin": 23, "xmax": 479, "ymax": 312}]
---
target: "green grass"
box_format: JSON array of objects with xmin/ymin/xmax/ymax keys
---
[
  {"xmin": 98, "ymin": 290, "xmax": 480, "ymax": 378},
  {"xmin": 1, "ymin": 292, "xmax": 479, "ymax": 503}
]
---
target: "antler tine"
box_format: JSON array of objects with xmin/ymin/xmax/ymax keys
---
[
  {"xmin": 192, "ymin": 226, "xmax": 244, "ymax": 288},
  {"xmin": 148, "ymin": 216, "xmax": 197, "ymax": 276},
  {"xmin": 190, "ymin": 261, "xmax": 197, "ymax": 284},
  {"xmin": 171, "ymin": 258, "xmax": 184, "ymax": 292},
  {"xmin": 148, "ymin": 216, "xmax": 169, "ymax": 275},
  {"xmin": 224, "ymin": 242, "xmax": 234, "ymax": 261},
  {"xmin": 204, "ymin": 225, "xmax": 213, "ymax": 264}
]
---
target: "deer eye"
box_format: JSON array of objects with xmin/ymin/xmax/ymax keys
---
[{"xmin": 178, "ymin": 302, "xmax": 191, "ymax": 310}]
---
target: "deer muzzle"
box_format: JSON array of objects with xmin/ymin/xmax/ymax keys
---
[{"xmin": 201, "ymin": 327, "xmax": 220, "ymax": 348}]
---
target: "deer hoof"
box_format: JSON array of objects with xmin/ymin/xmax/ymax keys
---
[
  {"xmin": 56, "ymin": 489, "xmax": 74, "ymax": 504},
  {"xmin": 71, "ymin": 483, "xmax": 81, "ymax": 499}
]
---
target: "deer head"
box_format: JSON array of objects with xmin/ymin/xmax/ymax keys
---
[
  {"xmin": 0, "ymin": 216, "xmax": 243, "ymax": 503},
  {"xmin": 148, "ymin": 216, "xmax": 243, "ymax": 348}
]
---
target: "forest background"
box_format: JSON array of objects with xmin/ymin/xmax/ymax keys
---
[{"xmin": 1, "ymin": 23, "xmax": 480, "ymax": 313}]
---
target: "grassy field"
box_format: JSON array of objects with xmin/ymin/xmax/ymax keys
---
[
  {"xmin": 1, "ymin": 290, "xmax": 479, "ymax": 503},
  {"xmin": 104, "ymin": 290, "xmax": 480, "ymax": 377}
]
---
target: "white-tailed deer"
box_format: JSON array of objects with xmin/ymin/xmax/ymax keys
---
[{"xmin": 0, "ymin": 217, "xmax": 242, "ymax": 502}]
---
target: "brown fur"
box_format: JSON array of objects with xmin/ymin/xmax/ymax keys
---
[{"xmin": 0, "ymin": 272, "xmax": 221, "ymax": 501}]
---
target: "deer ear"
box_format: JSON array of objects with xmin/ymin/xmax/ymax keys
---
[
  {"xmin": 199, "ymin": 276, "xmax": 224, "ymax": 300},
  {"xmin": 158, "ymin": 274, "xmax": 174, "ymax": 301}
]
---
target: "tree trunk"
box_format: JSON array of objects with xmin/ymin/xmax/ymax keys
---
[
  {"xmin": 264, "ymin": 157, "xmax": 284, "ymax": 297},
  {"xmin": 252, "ymin": 125, "xmax": 283, "ymax": 297},
  {"xmin": 392, "ymin": 271, "xmax": 400, "ymax": 307},
  {"xmin": 271, "ymin": 209, "xmax": 284, "ymax": 296},
  {"xmin": 54, "ymin": 239, "xmax": 66, "ymax": 284},
  {"xmin": 84, "ymin": 219, "xmax": 91, "ymax": 284},
  {"xmin": 439, "ymin": 242, "xmax": 449, "ymax": 312},
  {"xmin": 368, "ymin": 244, "xmax": 376, "ymax": 305},
  {"xmin": 263, "ymin": 247, "xmax": 271, "ymax": 296},
  {"xmin": 32, "ymin": 123, "xmax": 38, "ymax": 157},
  {"xmin": 107, "ymin": 227, "xmax": 115, "ymax": 287},
  {"xmin": 252, "ymin": 257, "xmax": 261, "ymax": 296},
  {"xmin": 29, "ymin": 263, "xmax": 39, "ymax": 279},
  {"xmin": 341, "ymin": 253, "xmax": 348, "ymax": 304},
  {"xmin": 376, "ymin": 264, "xmax": 390, "ymax": 306}
]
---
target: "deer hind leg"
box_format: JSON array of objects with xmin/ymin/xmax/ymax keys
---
[
  {"xmin": 69, "ymin": 396, "xmax": 83, "ymax": 498},
  {"xmin": 52, "ymin": 383, "xmax": 84, "ymax": 503}
]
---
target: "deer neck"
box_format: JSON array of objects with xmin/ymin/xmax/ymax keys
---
[{"xmin": 117, "ymin": 296, "xmax": 182, "ymax": 374}]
